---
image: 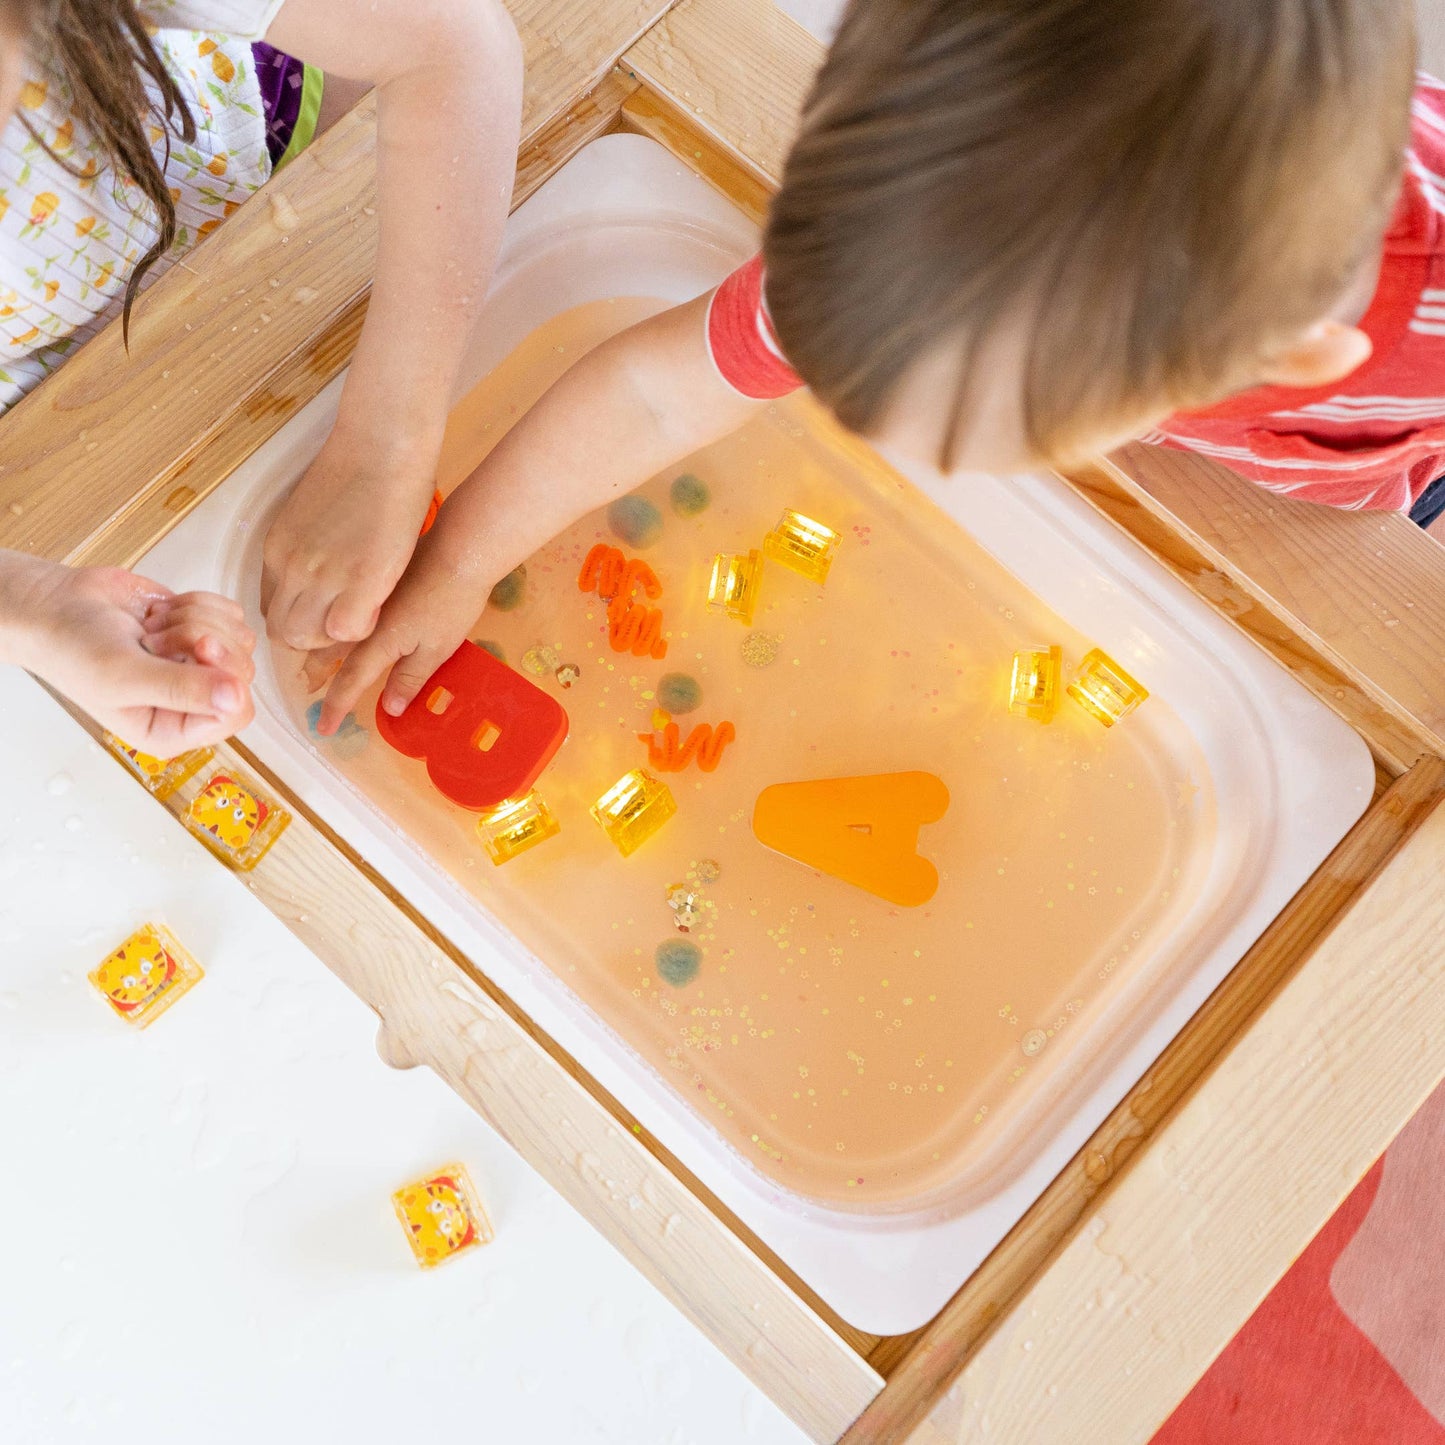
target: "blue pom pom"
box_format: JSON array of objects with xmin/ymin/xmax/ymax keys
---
[
  {"xmin": 607, "ymin": 495, "xmax": 664, "ymax": 549},
  {"xmin": 669, "ymin": 473, "xmax": 711, "ymax": 518},
  {"xmin": 657, "ymin": 672, "xmax": 703, "ymax": 715},
  {"xmin": 655, "ymin": 939, "xmax": 702, "ymax": 987}
]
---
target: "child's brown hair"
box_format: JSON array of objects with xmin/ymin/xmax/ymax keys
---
[
  {"xmin": 11, "ymin": 0, "xmax": 196, "ymax": 335},
  {"xmin": 762, "ymin": 0, "xmax": 1417, "ymax": 467}
]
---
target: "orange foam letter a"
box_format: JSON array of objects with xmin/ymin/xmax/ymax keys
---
[{"xmin": 751, "ymin": 771, "xmax": 949, "ymax": 907}]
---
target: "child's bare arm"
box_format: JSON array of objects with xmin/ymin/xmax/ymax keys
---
[
  {"xmin": 316, "ymin": 292, "xmax": 763, "ymax": 731},
  {"xmin": 259, "ymin": 0, "xmax": 523, "ymax": 653}
]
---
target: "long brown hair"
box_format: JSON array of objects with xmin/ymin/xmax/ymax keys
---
[
  {"xmin": 20, "ymin": 0, "xmax": 195, "ymax": 338},
  {"xmin": 763, "ymin": 0, "xmax": 1417, "ymax": 468}
]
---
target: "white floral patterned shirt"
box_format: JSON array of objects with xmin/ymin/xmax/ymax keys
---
[{"xmin": 0, "ymin": 0, "xmax": 286, "ymax": 410}]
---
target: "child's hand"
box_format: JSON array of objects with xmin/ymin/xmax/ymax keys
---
[
  {"xmin": 300, "ymin": 291, "xmax": 767, "ymax": 736},
  {"xmin": 260, "ymin": 432, "xmax": 435, "ymax": 654},
  {"xmin": 1, "ymin": 552, "xmax": 255, "ymax": 754},
  {"xmin": 311, "ymin": 542, "xmax": 488, "ymax": 735}
]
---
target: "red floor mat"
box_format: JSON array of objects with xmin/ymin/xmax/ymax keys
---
[{"xmin": 1154, "ymin": 1082, "xmax": 1445, "ymax": 1444}]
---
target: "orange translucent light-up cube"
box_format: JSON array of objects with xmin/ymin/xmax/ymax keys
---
[
  {"xmin": 184, "ymin": 769, "xmax": 291, "ymax": 871},
  {"xmin": 707, "ymin": 549, "xmax": 763, "ymax": 625},
  {"xmin": 475, "ymin": 790, "xmax": 561, "ymax": 865},
  {"xmin": 1008, "ymin": 645, "xmax": 1064, "ymax": 723},
  {"xmin": 392, "ymin": 1162, "xmax": 493, "ymax": 1269},
  {"xmin": 1066, "ymin": 648, "xmax": 1150, "ymax": 727},
  {"xmin": 763, "ymin": 509, "xmax": 840, "ymax": 585},
  {"xmin": 88, "ymin": 923, "xmax": 203, "ymax": 1028},
  {"xmin": 102, "ymin": 732, "xmax": 214, "ymax": 800},
  {"xmin": 590, "ymin": 769, "xmax": 676, "ymax": 857}
]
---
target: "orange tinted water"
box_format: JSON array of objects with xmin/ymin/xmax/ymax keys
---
[{"xmin": 276, "ymin": 299, "xmax": 1214, "ymax": 1210}]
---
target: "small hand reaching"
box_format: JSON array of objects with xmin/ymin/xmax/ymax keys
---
[
  {"xmin": 2, "ymin": 553, "xmax": 255, "ymax": 754},
  {"xmin": 313, "ymin": 540, "xmax": 490, "ymax": 736},
  {"xmin": 260, "ymin": 434, "xmax": 436, "ymax": 655}
]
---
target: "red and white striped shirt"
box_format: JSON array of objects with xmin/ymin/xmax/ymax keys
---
[{"xmin": 705, "ymin": 77, "xmax": 1445, "ymax": 512}]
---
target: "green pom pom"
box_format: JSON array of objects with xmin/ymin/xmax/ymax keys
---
[
  {"xmin": 607, "ymin": 495, "xmax": 664, "ymax": 549},
  {"xmin": 657, "ymin": 672, "xmax": 703, "ymax": 715},
  {"xmin": 488, "ymin": 565, "xmax": 526, "ymax": 612},
  {"xmin": 669, "ymin": 472, "xmax": 711, "ymax": 517},
  {"xmin": 476, "ymin": 639, "xmax": 507, "ymax": 663},
  {"xmin": 655, "ymin": 939, "xmax": 702, "ymax": 987}
]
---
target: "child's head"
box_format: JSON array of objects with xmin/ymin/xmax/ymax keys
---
[
  {"xmin": 762, "ymin": 0, "xmax": 1417, "ymax": 474},
  {"xmin": 1, "ymin": 0, "xmax": 197, "ymax": 330}
]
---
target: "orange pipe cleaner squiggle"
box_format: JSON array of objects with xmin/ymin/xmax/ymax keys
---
[
  {"xmin": 636, "ymin": 720, "xmax": 737, "ymax": 773},
  {"xmin": 580, "ymin": 544, "xmax": 667, "ymax": 659},
  {"xmin": 609, "ymin": 595, "xmax": 668, "ymax": 659}
]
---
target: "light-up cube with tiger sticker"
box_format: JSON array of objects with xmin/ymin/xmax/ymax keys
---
[
  {"xmin": 391, "ymin": 1162, "xmax": 493, "ymax": 1268},
  {"xmin": 102, "ymin": 732, "xmax": 214, "ymax": 800},
  {"xmin": 88, "ymin": 923, "xmax": 203, "ymax": 1028},
  {"xmin": 184, "ymin": 769, "xmax": 290, "ymax": 871}
]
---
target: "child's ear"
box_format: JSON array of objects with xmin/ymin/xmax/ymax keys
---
[{"xmin": 1256, "ymin": 319, "xmax": 1373, "ymax": 390}]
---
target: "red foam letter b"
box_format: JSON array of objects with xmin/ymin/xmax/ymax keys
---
[{"xmin": 375, "ymin": 641, "xmax": 568, "ymax": 811}]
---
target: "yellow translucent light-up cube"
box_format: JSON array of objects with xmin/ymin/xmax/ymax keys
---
[
  {"xmin": 590, "ymin": 768, "xmax": 677, "ymax": 857},
  {"xmin": 88, "ymin": 923, "xmax": 203, "ymax": 1028},
  {"xmin": 476, "ymin": 791, "xmax": 561, "ymax": 865},
  {"xmin": 1066, "ymin": 648, "xmax": 1150, "ymax": 727},
  {"xmin": 707, "ymin": 549, "xmax": 763, "ymax": 625},
  {"xmin": 392, "ymin": 1162, "xmax": 493, "ymax": 1269},
  {"xmin": 1009, "ymin": 645, "xmax": 1064, "ymax": 723},
  {"xmin": 184, "ymin": 769, "xmax": 291, "ymax": 872},
  {"xmin": 102, "ymin": 732, "xmax": 214, "ymax": 800},
  {"xmin": 763, "ymin": 509, "xmax": 840, "ymax": 585}
]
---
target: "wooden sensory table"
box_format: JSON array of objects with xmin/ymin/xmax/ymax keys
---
[{"xmin": 5, "ymin": 1, "xmax": 1445, "ymax": 1440}]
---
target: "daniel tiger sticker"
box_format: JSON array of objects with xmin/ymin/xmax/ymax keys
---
[{"xmin": 184, "ymin": 770, "xmax": 290, "ymax": 871}]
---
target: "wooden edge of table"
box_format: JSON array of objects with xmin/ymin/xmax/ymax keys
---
[
  {"xmin": 621, "ymin": 0, "xmax": 823, "ymax": 189},
  {"xmin": 0, "ymin": 0, "xmax": 675, "ymax": 568},
  {"xmin": 614, "ymin": 85, "xmax": 773, "ymax": 227},
  {"xmin": 1062, "ymin": 457, "xmax": 1438, "ymax": 776},
  {"xmin": 509, "ymin": 0, "xmax": 676, "ymax": 148},
  {"xmin": 1093, "ymin": 443, "xmax": 1445, "ymax": 769},
  {"xmin": 55, "ymin": 702, "xmax": 883, "ymax": 1444},
  {"xmin": 834, "ymin": 756, "xmax": 1445, "ymax": 1441},
  {"xmin": 0, "ymin": 93, "xmax": 377, "ymax": 566}
]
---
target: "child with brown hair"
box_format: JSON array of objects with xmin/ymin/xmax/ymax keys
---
[
  {"xmin": 0, "ymin": 0, "xmax": 522, "ymax": 753},
  {"xmin": 316, "ymin": 0, "xmax": 1434, "ymax": 732}
]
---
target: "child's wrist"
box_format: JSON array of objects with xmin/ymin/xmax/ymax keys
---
[
  {"xmin": 328, "ymin": 401, "xmax": 448, "ymax": 489},
  {"xmin": 0, "ymin": 550, "xmax": 57, "ymax": 670},
  {"xmin": 419, "ymin": 503, "xmax": 504, "ymax": 580}
]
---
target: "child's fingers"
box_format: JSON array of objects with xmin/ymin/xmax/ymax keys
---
[
  {"xmin": 123, "ymin": 652, "xmax": 248, "ymax": 722},
  {"xmin": 191, "ymin": 633, "xmax": 258, "ymax": 683},
  {"xmin": 261, "ymin": 575, "xmax": 303, "ymax": 645},
  {"xmin": 145, "ymin": 590, "xmax": 247, "ymax": 625},
  {"xmin": 145, "ymin": 597, "xmax": 256, "ymax": 652},
  {"xmin": 259, "ymin": 559, "xmax": 279, "ymax": 619},
  {"xmin": 108, "ymin": 570, "xmax": 176, "ymax": 620},
  {"xmin": 324, "ymin": 586, "xmax": 383, "ymax": 645},
  {"xmin": 143, "ymin": 622, "xmax": 257, "ymax": 681},
  {"xmin": 268, "ymin": 582, "xmax": 335, "ymax": 653},
  {"xmin": 137, "ymin": 698, "xmax": 253, "ymax": 756},
  {"xmin": 302, "ymin": 642, "xmax": 350, "ymax": 695},
  {"xmin": 318, "ymin": 634, "xmax": 394, "ymax": 735},
  {"xmin": 379, "ymin": 642, "xmax": 452, "ymax": 721}
]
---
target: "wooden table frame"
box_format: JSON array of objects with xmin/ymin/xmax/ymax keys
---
[{"xmin": 9, "ymin": 3, "xmax": 1445, "ymax": 1441}]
